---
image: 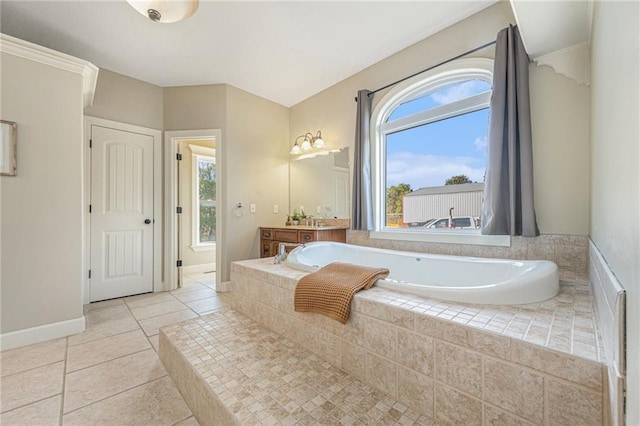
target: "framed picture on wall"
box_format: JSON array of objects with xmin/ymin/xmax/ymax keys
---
[{"xmin": 1, "ymin": 120, "xmax": 17, "ymax": 176}]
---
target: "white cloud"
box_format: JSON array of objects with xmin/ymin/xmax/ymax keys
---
[
  {"xmin": 430, "ymin": 80, "xmax": 488, "ymax": 106},
  {"xmin": 474, "ymin": 136, "xmax": 487, "ymax": 152},
  {"xmin": 386, "ymin": 152, "xmax": 485, "ymax": 189}
]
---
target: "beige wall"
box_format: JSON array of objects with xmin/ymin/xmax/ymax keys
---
[
  {"xmin": 223, "ymin": 85, "xmax": 289, "ymax": 281},
  {"xmin": 290, "ymin": 1, "xmax": 590, "ymax": 236},
  {"xmin": 163, "ymin": 84, "xmax": 227, "ymax": 131},
  {"xmin": 84, "ymin": 68, "xmax": 163, "ymax": 130},
  {"xmin": 164, "ymin": 84, "xmax": 289, "ymax": 282},
  {"xmin": 1, "ymin": 54, "xmax": 84, "ymax": 333},
  {"xmin": 529, "ymin": 65, "xmax": 590, "ymax": 235},
  {"xmin": 590, "ymin": 1, "xmax": 640, "ymax": 424},
  {"xmin": 179, "ymin": 140, "xmax": 216, "ymax": 267}
]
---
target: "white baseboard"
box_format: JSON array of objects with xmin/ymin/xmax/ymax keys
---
[
  {"xmin": 0, "ymin": 316, "xmax": 86, "ymax": 351},
  {"xmin": 182, "ymin": 263, "xmax": 216, "ymax": 274}
]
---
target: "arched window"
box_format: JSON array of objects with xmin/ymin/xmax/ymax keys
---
[{"xmin": 370, "ymin": 58, "xmax": 495, "ymax": 239}]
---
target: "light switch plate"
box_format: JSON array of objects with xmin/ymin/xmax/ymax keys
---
[
  {"xmin": 273, "ymin": 205, "xmax": 278, "ymax": 214},
  {"xmin": 250, "ymin": 204, "xmax": 256, "ymax": 213}
]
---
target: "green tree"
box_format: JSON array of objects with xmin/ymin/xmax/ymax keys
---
[
  {"xmin": 386, "ymin": 183, "xmax": 412, "ymax": 215},
  {"xmin": 198, "ymin": 160, "xmax": 216, "ymax": 242},
  {"xmin": 386, "ymin": 183, "xmax": 411, "ymax": 227},
  {"xmin": 445, "ymin": 174, "xmax": 472, "ymax": 185}
]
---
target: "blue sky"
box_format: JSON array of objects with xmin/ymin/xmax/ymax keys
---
[{"xmin": 385, "ymin": 80, "xmax": 490, "ymax": 190}]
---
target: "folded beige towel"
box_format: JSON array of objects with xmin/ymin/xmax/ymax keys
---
[{"xmin": 294, "ymin": 262, "xmax": 390, "ymax": 324}]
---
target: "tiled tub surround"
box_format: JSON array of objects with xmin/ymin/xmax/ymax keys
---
[
  {"xmin": 589, "ymin": 240, "xmax": 626, "ymax": 426},
  {"xmin": 230, "ymin": 259, "xmax": 607, "ymax": 425},
  {"xmin": 348, "ymin": 231, "xmax": 589, "ymax": 282}
]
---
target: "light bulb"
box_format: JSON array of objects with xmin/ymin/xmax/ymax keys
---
[
  {"xmin": 313, "ymin": 137, "xmax": 325, "ymax": 149},
  {"xmin": 290, "ymin": 144, "xmax": 301, "ymax": 155},
  {"xmin": 301, "ymin": 138, "xmax": 312, "ymax": 151}
]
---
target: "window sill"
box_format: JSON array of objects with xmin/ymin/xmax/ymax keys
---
[
  {"xmin": 369, "ymin": 229, "xmax": 510, "ymax": 247},
  {"xmin": 190, "ymin": 243, "xmax": 216, "ymax": 252}
]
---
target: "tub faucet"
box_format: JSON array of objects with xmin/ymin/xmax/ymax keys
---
[{"xmin": 274, "ymin": 242, "xmax": 304, "ymax": 264}]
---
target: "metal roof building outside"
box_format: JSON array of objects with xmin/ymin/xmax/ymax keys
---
[{"xmin": 402, "ymin": 183, "xmax": 484, "ymax": 224}]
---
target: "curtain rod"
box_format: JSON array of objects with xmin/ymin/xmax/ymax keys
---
[{"xmin": 355, "ymin": 39, "xmax": 496, "ymax": 102}]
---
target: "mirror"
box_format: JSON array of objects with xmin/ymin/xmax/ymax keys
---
[{"xmin": 289, "ymin": 148, "xmax": 350, "ymax": 219}]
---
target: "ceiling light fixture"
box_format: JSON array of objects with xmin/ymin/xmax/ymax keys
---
[
  {"xmin": 290, "ymin": 131, "xmax": 326, "ymax": 155},
  {"xmin": 126, "ymin": 0, "xmax": 199, "ymax": 23}
]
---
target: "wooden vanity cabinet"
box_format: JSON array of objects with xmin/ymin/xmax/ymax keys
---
[{"xmin": 259, "ymin": 226, "xmax": 347, "ymax": 258}]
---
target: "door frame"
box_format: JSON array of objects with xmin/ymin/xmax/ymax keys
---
[
  {"xmin": 83, "ymin": 116, "xmax": 163, "ymax": 305},
  {"xmin": 165, "ymin": 129, "xmax": 222, "ymax": 291}
]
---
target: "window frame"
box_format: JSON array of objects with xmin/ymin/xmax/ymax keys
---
[
  {"xmin": 191, "ymin": 146, "xmax": 216, "ymax": 252},
  {"xmin": 369, "ymin": 58, "xmax": 510, "ymax": 246}
]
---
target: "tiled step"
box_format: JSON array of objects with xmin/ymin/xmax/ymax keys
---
[{"xmin": 159, "ymin": 310, "xmax": 433, "ymax": 425}]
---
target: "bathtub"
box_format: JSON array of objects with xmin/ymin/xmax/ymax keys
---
[{"xmin": 286, "ymin": 242, "xmax": 559, "ymax": 305}]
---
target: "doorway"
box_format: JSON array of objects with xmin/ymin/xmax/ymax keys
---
[
  {"xmin": 165, "ymin": 130, "xmax": 222, "ymax": 291},
  {"xmin": 84, "ymin": 117, "xmax": 162, "ymax": 303}
]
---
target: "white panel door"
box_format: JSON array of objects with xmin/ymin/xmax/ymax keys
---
[{"xmin": 90, "ymin": 125, "xmax": 154, "ymax": 301}]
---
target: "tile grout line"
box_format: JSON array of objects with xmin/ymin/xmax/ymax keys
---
[
  {"xmin": 167, "ymin": 290, "xmax": 208, "ymax": 319},
  {"xmin": 127, "ymin": 297, "xmax": 192, "ymax": 320},
  {"xmin": 0, "ymin": 394, "xmax": 63, "ymax": 418},
  {"xmin": 131, "ymin": 307, "xmax": 194, "ymax": 322},
  {"xmin": 60, "ymin": 374, "xmax": 170, "ymax": 417},
  {"xmin": 0, "ymin": 357, "xmax": 66, "ymax": 380},
  {"xmin": 66, "ymin": 347, "xmax": 154, "ymax": 375},
  {"xmin": 171, "ymin": 415, "xmax": 195, "ymax": 426},
  {"xmin": 122, "ymin": 297, "xmax": 164, "ymax": 344},
  {"xmin": 123, "ymin": 291, "xmax": 201, "ymax": 346}
]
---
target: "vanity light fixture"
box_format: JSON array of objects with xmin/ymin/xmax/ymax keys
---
[
  {"xmin": 290, "ymin": 131, "xmax": 326, "ymax": 155},
  {"xmin": 290, "ymin": 140, "xmax": 301, "ymax": 155},
  {"xmin": 313, "ymin": 131, "xmax": 325, "ymax": 149},
  {"xmin": 300, "ymin": 136, "xmax": 312, "ymax": 151},
  {"xmin": 125, "ymin": 0, "xmax": 199, "ymax": 23}
]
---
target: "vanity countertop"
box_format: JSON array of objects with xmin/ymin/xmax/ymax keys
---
[{"xmin": 262, "ymin": 225, "xmax": 349, "ymax": 231}]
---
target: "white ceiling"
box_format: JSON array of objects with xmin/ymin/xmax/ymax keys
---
[
  {"xmin": 1, "ymin": 0, "xmax": 497, "ymax": 107},
  {"xmin": 510, "ymin": 0, "xmax": 592, "ymax": 59}
]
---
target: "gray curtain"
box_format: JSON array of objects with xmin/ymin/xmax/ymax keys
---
[
  {"xmin": 351, "ymin": 89, "xmax": 374, "ymax": 230},
  {"xmin": 481, "ymin": 25, "xmax": 539, "ymax": 237}
]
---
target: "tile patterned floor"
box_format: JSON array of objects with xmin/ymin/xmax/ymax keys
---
[{"xmin": 0, "ymin": 273, "xmax": 228, "ymax": 426}]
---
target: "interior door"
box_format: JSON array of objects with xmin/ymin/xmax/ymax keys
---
[{"xmin": 90, "ymin": 125, "xmax": 154, "ymax": 302}]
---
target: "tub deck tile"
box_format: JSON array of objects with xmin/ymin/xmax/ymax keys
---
[
  {"xmin": 233, "ymin": 259, "xmax": 601, "ymax": 363},
  {"xmin": 354, "ymin": 279, "xmax": 602, "ymax": 363}
]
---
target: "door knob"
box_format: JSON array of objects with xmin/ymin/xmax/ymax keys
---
[{"xmin": 144, "ymin": 219, "xmax": 152, "ymax": 224}]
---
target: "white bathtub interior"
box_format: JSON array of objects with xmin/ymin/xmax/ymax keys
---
[{"xmin": 286, "ymin": 241, "xmax": 559, "ymax": 305}]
